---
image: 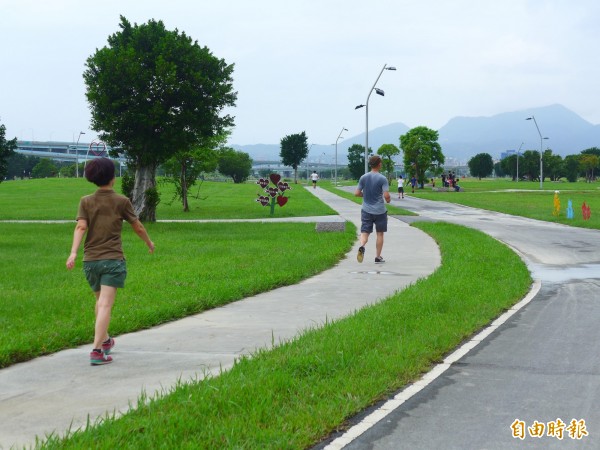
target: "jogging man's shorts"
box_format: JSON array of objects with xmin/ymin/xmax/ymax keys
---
[{"xmin": 360, "ymin": 210, "xmax": 388, "ymax": 233}]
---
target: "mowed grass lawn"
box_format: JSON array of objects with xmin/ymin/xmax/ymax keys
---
[
  {"xmin": 0, "ymin": 177, "xmax": 337, "ymax": 220},
  {"xmin": 407, "ymin": 178, "xmax": 600, "ymax": 230}
]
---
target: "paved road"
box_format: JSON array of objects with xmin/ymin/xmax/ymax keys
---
[{"xmin": 331, "ymin": 194, "xmax": 600, "ymax": 449}]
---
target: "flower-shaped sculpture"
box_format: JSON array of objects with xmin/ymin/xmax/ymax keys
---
[{"xmin": 256, "ymin": 173, "xmax": 291, "ymax": 215}]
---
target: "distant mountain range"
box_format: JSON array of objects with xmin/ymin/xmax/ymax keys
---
[{"xmin": 232, "ymin": 104, "xmax": 600, "ymax": 164}]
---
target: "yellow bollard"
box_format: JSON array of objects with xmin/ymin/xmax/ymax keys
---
[{"xmin": 553, "ymin": 191, "xmax": 560, "ymax": 217}]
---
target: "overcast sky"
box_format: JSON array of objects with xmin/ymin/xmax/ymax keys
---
[{"xmin": 1, "ymin": 0, "xmax": 599, "ymax": 147}]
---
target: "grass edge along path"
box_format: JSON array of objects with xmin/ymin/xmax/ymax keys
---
[{"xmin": 41, "ymin": 222, "xmax": 532, "ymax": 449}]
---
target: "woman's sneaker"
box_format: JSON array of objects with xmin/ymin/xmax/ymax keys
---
[
  {"xmin": 90, "ymin": 349, "xmax": 113, "ymax": 365},
  {"xmin": 375, "ymin": 256, "xmax": 385, "ymax": 263},
  {"xmin": 102, "ymin": 337, "xmax": 115, "ymax": 354}
]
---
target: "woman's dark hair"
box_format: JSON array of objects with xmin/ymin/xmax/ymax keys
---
[{"xmin": 84, "ymin": 158, "xmax": 115, "ymax": 186}]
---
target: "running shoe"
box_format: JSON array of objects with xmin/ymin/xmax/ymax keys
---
[
  {"xmin": 90, "ymin": 349, "xmax": 113, "ymax": 365},
  {"xmin": 102, "ymin": 337, "xmax": 115, "ymax": 355},
  {"xmin": 357, "ymin": 246, "xmax": 365, "ymax": 263}
]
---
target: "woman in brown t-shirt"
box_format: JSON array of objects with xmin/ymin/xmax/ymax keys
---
[{"xmin": 66, "ymin": 158, "xmax": 155, "ymax": 365}]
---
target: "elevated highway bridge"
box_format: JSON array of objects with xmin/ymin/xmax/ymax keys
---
[
  {"xmin": 15, "ymin": 140, "xmax": 125, "ymax": 164},
  {"xmin": 15, "ymin": 141, "xmax": 344, "ymax": 179}
]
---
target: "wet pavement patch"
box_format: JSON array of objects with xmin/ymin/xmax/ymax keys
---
[
  {"xmin": 349, "ymin": 271, "xmax": 405, "ymax": 276},
  {"xmin": 390, "ymin": 215, "xmax": 438, "ymax": 224},
  {"xmin": 528, "ymin": 262, "xmax": 600, "ymax": 282}
]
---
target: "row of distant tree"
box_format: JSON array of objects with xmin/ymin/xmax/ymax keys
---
[
  {"xmin": 279, "ymin": 126, "xmax": 445, "ymax": 187},
  {"xmin": 1, "ymin": 147, "xmax": 252, "ymax": 183},
  {"xmin": 279, "ymin": 126, "xmax": 600, "ymax": 187},
  {"xmin": 3, "ymin": 153, "xmax": 81, "ymax": 179},
  {"xmin": 467, "ymin": 147, "xmax": 600, "ymax": 182}
]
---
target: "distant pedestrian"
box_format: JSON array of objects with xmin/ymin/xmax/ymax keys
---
[
  {"xmin": 397, "ymin": 175, "xmax": 405, "ymax": 199},
  {"xmin": 310, "ymin": 171, "xmax": 319, "ymax": 189},
  {"xmin": 355, "ymin": 155, "xmax": 391, "ymax": 264},
  {"xmin": 66, "ymin": 158, "xmax": 155, "ymax": 365},
  {"xmin": 410, "ymin": 175, "xmax": 417, "ymax": 193}
]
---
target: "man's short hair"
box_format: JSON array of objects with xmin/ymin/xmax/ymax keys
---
[
  {"xmin": 369, "ymin": 155, "xmax": 382, "ymax": 168},
  {"xmin": 84, "ymin": 158, "xmax": 115, "ymax": 186}
]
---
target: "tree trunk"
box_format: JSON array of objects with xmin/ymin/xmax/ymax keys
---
[
  {"xmin": 132, "ymin": 164, "xmax": 157, "ymax": 222},
  {"xmin": 181, "ymin": 161, "xmax": 189, "ymax": 212}
]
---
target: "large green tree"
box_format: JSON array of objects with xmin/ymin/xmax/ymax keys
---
[
  {"xmin": 377, "ymin": 143, "xmax": 400, "ymax": 181},
  {"xmin": 543, "ymin": 149, "xmax": 563, "ymax": 181},
  {"xmin": 6, "ymin": 153, "xmax": 39, "ymax": 179},
  {"xmin": 400, "ymin": 126, "xmax": 444, "ymax": 188},
  {"xmin": 563, "ymin": 154, "xmax": 581, "ymax": 182},
  {"xmin": 520, "ymin": 150, "xmax": 540, "ymax": 181},
  {"xmin": 468, "ymin": 153, "xmax": 494, "ymax": 179},
  {"xmin": 500, "ymin": 154, "xmax": 518, "ymax": 180},
  {"xmin": 84, "ymin": 16, "xmax": 237, "ymax": 221},
  {"xmin": 0, "ymin": 123, "xmax": 17, "ymax": 183},
  {"xmin": 580, "ymin": 154, "xmax": 599, "ymax": 182},
  {"xmin": 32, "ymin": 158, "xmax": 58, "ymax": 178},
  {"xmin": 581, "ymin": 147, "xmax": 600, "ymax": 157},
  {"xmin": 218, "ymin": 147, "xmax": 252, "ymax": 183},
  {"xmin": 347, "ymin": 144, "xmax": 371, "ymax": 180},
  {"xmin": 280, "ymin": 131, "xmax": 308, "ymax": 184},
  {"xmin": 580, "ymin": 147, "xmax": 600, "ymax": 182}
]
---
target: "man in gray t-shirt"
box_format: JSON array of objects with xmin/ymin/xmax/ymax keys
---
[{"xmin": 354, "ymin": 155, "xmax": 391, "ymax": 263}]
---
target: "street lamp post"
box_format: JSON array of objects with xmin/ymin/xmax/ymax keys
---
[
  {"xmin": 335, "ymin": 127, "xmax": 347, "ymax": 186},
  {"xmin": 355, "ymin": 64, "xmax": 396, "ymax": 174},
  {"xmin": 516, "ymin": 141, "xmax": 524, "ymax": 182},
  {"xmin": 525, "ymin": 116, "xmax": 548, "ymax": 189},
  {"xmin": 74, "ymin": 131, "xmax": 85, "ymax": 178}
]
